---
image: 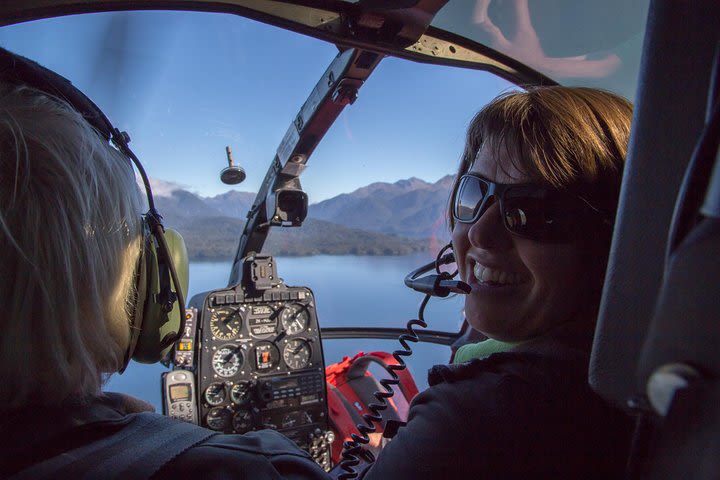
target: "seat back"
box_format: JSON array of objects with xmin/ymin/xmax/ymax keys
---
[
  {"xmin": 590, "ymin": 1, "xmax": 720, "ymax": 477},
  {"xmin": 590, "ymin": 0, "xmax": 720, "ymax": 411}
]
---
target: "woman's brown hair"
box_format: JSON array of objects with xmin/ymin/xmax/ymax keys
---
[{"xmin": 448, "ymin": 86, "xmax": 633, "ymax": 231}]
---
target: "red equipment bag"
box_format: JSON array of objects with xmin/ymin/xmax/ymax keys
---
[{"xmin": 325, "ymin": 351, "xmax": 419, "ymax": 463}]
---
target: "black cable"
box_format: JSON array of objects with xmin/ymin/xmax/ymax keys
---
[
  {"xmin": 337, "ymin": 247, "xmax": 460, "ymax": 479},
  {"xmin": 113, "ymin": 128, "xmax": 157, "ymax": 212},
  {"xmin": 151, "ymin": 216, "xmax": 188, "ymax": 350},
  {"xmin": 337, "ymin": 292, "xmax": 433, "ymax": 479}
]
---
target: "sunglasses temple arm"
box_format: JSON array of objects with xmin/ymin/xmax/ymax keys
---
[{"xmin": 578, "ymin": 196, "xmax": 614, "ymax": 226}]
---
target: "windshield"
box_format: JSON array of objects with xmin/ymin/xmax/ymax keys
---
[{"xmin": 1, "ymin": 10, "xmax": 516, "ymax": 405}]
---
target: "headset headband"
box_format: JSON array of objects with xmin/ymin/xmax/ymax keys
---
[
  {"xmin": 0, "ymin": 46, "xmax": 187, "ymax": 366},
  {"xmin": 0, "ymin": 47, "xmax": 114, "ymax": 141}
]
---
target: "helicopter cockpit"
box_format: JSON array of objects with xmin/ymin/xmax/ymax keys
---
[{"xmin": 2, "ymin": 1, "xmax": 719, "ymax": 478}]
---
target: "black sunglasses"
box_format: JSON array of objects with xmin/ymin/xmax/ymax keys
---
[{"xmin": 452, "ymin": 173, "xmax": 611, "ymax": 242}]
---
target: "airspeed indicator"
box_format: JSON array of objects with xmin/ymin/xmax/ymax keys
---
[{"xmin": 210, "ymin": 307, "xmax": 243, "ymax": 340}]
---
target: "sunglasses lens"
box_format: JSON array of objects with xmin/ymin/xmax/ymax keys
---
[
  {"xmin": 503, "ymin": 187, "xmax": 548, "ymax": 238},
  {"xmin": 455, "ymin": 176, "xmax": 488, "ymax": 222},
  {"xmin": 504, "ymin": 187, "xmax": 581, "ymax": 241},
  {"xmin": 504, "ymin": 206, "xmax": 528, "ymax": 231}
]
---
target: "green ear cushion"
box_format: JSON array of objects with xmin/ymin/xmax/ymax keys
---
[
  {"xmin": 120, "ymin": 229, "xmax": 150, "ymax": 372},
  {"xmin": 132, "ymin": 228, "xmax": 189, "ymax": 363}
]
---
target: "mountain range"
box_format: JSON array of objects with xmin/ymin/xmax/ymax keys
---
[
  {"xmin": 154, "ymin": 175, "xmax": 454, "ymax": 260},
  {"xmin": 309, "ymin": 175, "xmax": 454, "ymax": 238}
]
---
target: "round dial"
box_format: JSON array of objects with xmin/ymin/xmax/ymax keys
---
[
  {"xmin": 280, "ymin": 303, "xmax": 310, "ymax": 335},
  {"xmin": 253, "ymin": 342, "xmax": 280, "ymax": 372},
  {"xmin": 212, "ymin": 345, "xmax": 243, "ymax": 377},
  {"xmin": 282, "ymin": 339, "xmax": 312, "ymax": 370},
  {"xmin": 230, "ymin": 381, "xmax": 252, "ymax": 405},
  {"xmin": 281, "ymin": 410, "xmax": 312, "ymax": 429},
  {"xmin": 210, "ymin": 307, "xmax": 243, "ymax": 340},
  {"xmin": 232, "ymin": 409, "xmax": 253, "ymax": 433},
  {"xmin": 204, "ymin": 382, "xmax": 227, "ymax": 406},
  {"xmin": 206, "ymin": 407, "xmax": 231, "ymax": 431}
]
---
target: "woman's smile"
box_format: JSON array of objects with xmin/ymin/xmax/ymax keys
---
[{"xmin": 472, "ymin": 262, "xmax": 523, "ymax": 286}]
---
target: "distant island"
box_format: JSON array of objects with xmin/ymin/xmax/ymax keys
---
[{"xmin": 154, "ymin": 176, "xmax": 453, "ymax": 260}]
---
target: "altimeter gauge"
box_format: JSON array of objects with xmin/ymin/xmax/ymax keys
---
[
  {"xmin": 212, "ymin": 345, "xmax": 243, "ymax": 377},
  {"xmin": 282, "ymin": 338, "xmax": 311, "ymax": 370},
  {"xmin": 210, "ymin": 307, "xmax": 243, "ymax": 340},
  {"xmin": 280, "ymin": 303, "xmax": 309, "ymax": 335}
]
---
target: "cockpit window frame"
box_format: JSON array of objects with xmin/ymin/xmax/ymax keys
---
[{"xmin": 0, "ymin": 0, "xmax": 553, "ymax": 89}]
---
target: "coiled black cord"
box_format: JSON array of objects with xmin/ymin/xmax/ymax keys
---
[{"xmin": 337, "ymin": 247, "xmax": 459, "ymax": 479}]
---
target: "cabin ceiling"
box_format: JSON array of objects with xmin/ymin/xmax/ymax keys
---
[{"xmin": 0, "ymin": 0, "xmax": 649, "ymax": 98}]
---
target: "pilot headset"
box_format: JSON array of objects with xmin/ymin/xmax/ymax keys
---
[{"xmin": 0, "ymin": 47, "xmax": 189, "ymax": 368}]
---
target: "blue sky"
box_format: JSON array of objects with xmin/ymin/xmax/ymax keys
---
[{"xmin": 0, "ymin": 10, "xmax": 513, "ymax": 202}]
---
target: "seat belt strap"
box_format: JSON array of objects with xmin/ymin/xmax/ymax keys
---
[{"xmin": 10, "ymin": 412, "xmax": 217, "ymax": 479}]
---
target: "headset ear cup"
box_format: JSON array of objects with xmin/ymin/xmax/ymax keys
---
[
  {"xmin": 119, "ymin": 228, "xmax": 150, "ymax": 372},
  {"xmin": 159, "ymin": 228, "xmax": 189, "ymax": 359},
  {"xmin": 132, "ymin": 228, "xmax": 189, "ymax": 363}
]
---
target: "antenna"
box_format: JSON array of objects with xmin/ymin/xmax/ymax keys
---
[{"xmin": 220, "ymin": 145, "xmax": 246, "ymax": 185}]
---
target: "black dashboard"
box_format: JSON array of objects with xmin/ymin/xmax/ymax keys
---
[{"xmin": 166, "ymin": 255, "xmax": 333, "ymax": 470}]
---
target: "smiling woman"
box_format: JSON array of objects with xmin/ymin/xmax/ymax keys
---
[{"xmin": 361, "ymin": 86, "xmax": 635, "ymax": 479}]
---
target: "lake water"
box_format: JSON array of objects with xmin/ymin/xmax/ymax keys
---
[{"xmin": 105, "ymin": 254, "xmax": 466, "ymax": 410}]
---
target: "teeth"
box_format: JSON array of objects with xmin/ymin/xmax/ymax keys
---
[
  {"xmin": 473, "ymin": 263, "xmax": 519, "ymax": 285},
  {"xmin": 481, "ymin": 267, "xmax": 493, "ymax": 282}
]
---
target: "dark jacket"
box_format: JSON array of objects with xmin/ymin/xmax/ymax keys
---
[
  {"xmin": 359, "ymin": 322, "xmax": 634, "ymax": 479},
  {"xmin": 0, "ymin": 393, "xmax": 330, "ymax": 479}
]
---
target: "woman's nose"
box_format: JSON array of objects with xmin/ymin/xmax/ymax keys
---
[{"xmin": 467, "ymin": 199, "xmax": 512, "ymax": 249}]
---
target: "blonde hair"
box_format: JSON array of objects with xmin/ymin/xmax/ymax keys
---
[
  {"xmin": 449, "ymin": 86, "xmax": 633, "ymax": 231},
  {"xmin": 0, "ymin": 85, "xmax": 142, "ymax": 408}
]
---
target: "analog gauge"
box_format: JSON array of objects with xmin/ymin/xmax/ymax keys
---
[
  {"xmin": 230, "ymin": 381, "xmax": 252, "ymax": 405},
  {"xmin": 282, "ymin": 339, "xmax": 312, "ymax": 370},
  {"xmin": 204, "ymin": 382, "xmax": 227, "ymax": 406},
  {"xmin": 280, "ymin": 303, "xmax": 309, "ymax": 335},
  {"xmin": 212, "ymin": 345, "xmax": 243, "ymax": 378},
  {"xmin": 281, "ymin": 410, "xmax": 312, "ymax": 429},
  {"xmin": 253, "ymin": 342, "xmax": 280, "ymax": 372},
  {"xmin": 210, "ymin": 307, "xmax": 243, "ymax": 340},
  {"xmin": 206, "ymin": 407, "xmax": 231, "ymax": 431},
  {"xmin": 232, "ymin": 409, "xmax": 254, "ymax": 433}
]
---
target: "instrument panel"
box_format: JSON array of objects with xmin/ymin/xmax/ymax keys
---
[{"xmin": 195, "ymin": 283, "xmax": 331, "ymax": 468}]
